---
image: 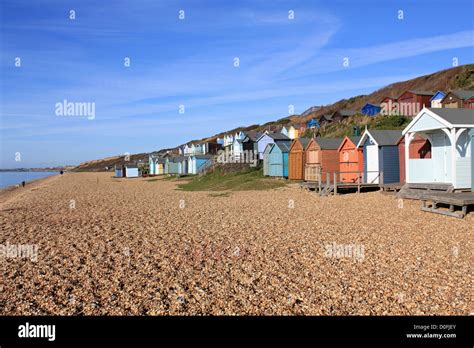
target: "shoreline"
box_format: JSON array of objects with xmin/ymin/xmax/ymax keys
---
[{"xmin": 0, "ymin": 172, "xmax": 62, "ymax": 206}]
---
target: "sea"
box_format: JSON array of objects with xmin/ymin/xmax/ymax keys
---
[{"xmin": 0, "ymin": 171, "xmax": 59, "ymax": 189}]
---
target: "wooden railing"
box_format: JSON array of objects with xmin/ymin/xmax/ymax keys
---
[{"xmin": 316, "ymin": 171, "xmax": 384, "ymax": 196}]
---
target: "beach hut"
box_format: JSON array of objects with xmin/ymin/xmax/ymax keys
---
[
  {"xmin": 232, "ymin": 137, "xmax": 244, "ymax": 161},
  {"xmin": 267, "ymin": 142, "xmax": 290, "ymax": 178},
  {"xmin": 256, "ymin": 132, "xmax": 290, "ymax": 160},
  {"xmin": 304, "ymin": 138, "xmax": 343, "ymax": 182},
  {"xmin": 115, "ymin": 164, "xmax": 139, "ymax": 178},
  {"xmin": 149, "ymin": 153, "xmax": 166, "ymax": 175},
  {"xmin": 430, "ymin": 91, "xmax": 446, "ymax": 108},
  {"xmin": 380, "ymin": 96, "xmax": 397, "ymax": 115},
  {"xmin": 114, "ymin": 165, "xmax": 123, "ymax": 177},
  {"xmin": 397, "ymin": 90, "xmax": 434, "ymax": 116},
  {"xmin": 287, "ymin": 125, "xmax": 299, "ymax": 140},
  {"xmin": 288, "ymin": 138, "xmax": 311, "ymax": 180},
  {"xmin": 331, "ymin": 109, "xmax": 357, "ymax": 122},
  {"xmin": 338, "ymin": 136, "xmax": 363, "ymax": 183},
  {"xmin": 125, "ymin": 166, "xmax": 139, "ymax": 177},
  {"xmin": 402, "ymin": 108, "xmax": 474, "ymax": 189},
  {"xmin": 242, "ymin": 131, "xmax": 260, "ymax": 153},
  {"xmin": 165, "ymin": 156, "xmax": 186, "ymax": 175},
  {"xmin": 397, "ymin": 135, "xmax": 431, "ymax": 183},
  {"xmin": 263, "ymin": 144, "xmax": 273, "ymax": 176},
  {"xmin": 357, "ymin": 129, "xmax": 402, "ymax": 184},
  {"xmin": 188, "ymin": 155, "xmax": 213, "ymax": 174},
  {"xmin": 319, "ymin": 115, "xmax": 333, "ymax": 127},
  {"xmin": 306, "ymin": 118, "xmax": 320, "ymax": 129},
  {"xmin": 440, "ymin": 90, "xmax": 474, "ymax": 108},
  {"xmin": 361, "ymin": 103, "xmax": 381, "ymax": 116},
  {"xmin": 280, "ymin": 127, "xmax": 289, "ymax": 138}
]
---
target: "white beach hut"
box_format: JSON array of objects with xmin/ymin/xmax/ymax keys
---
[{"xmin": 402, "ymin": 108, "xmax": 474, "ymax": 190}]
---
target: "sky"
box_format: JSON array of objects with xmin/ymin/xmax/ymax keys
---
[{"xmin": 0, "ymin": 0, "xmax": 473, "ymax": 168}]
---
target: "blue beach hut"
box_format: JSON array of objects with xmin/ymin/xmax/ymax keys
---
[
  {"xmin": 357, "ymin": 129, "xmax": 402, "ymax": 184},
  {"xmin": 188, "ymin": 155, "xmax": 213, "ymax": 174},
  {"xmin": 361, "ymin": 103, "xmax": 382, "ymax": 116},
  {"xmin": 267, "ymin": 142, "xmax": 290, "ymax": 178},
  {"xmin": 256, "ymin": 132, "xmax": 290, "ymax": 160}
]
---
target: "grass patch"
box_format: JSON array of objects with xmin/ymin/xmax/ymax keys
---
[
  {"xmin": 208, "ymin": 192, "xmax": 231, "ymax": 197},
  {"xmin": 158, "ymin": 175, "xmax": 191, "ymax": 182},
  {"xmin": 177, "ymin": 167, "xmax": 287, "ymax": 191}
]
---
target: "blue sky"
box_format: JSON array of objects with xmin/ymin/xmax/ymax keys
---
[{"xmin": 1, "ymin": 0, "xmax": 473, "ymax": 168}]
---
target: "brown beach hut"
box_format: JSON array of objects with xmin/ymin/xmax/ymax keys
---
[
  {"xmin": 304, "ymin": 137, "xmax": 343, "ymax": 183},
  {"xmin": 288, "ymin": 138, "xmax": 311, "ymax": 180}
]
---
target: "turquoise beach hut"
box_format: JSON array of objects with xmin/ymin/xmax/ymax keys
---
[
  {"xmin": 402, "ymin": 108, "xmax": 474, "ymax": 190},
  {"xmin": 263, "ymin": 144, "xmax": 273, "ymax": 176},
  {"xmin": 256, "ymin": 132, "xmax": 290, "ymax": 160},
  {"xmin": 166, "ymin": 156, "xmax": 186, "ymax": 175},
  {"xmin": 188, "ymin": 155, "xmax": 213, "ymax": 174},
  {"xmin": 268, "ymin": 142, "xmax": 290, "ymax": 178}
]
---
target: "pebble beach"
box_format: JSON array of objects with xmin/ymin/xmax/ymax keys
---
[{"xmin": 0, "ymin": 172, "xmax": 471, "ymax": 315}]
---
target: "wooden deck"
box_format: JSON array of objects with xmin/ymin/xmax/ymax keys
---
[
  {"xmin": 380, "ymin": 182, "xmax": 403, "ymax": 194},
  {"xmin": 397, "ymin": 183, "xmax": 454, "ymax": 200},
  {"xmin": 300, "ymin": 181, "xmax": 380, "ymax": 196},
  {"xmin": 420, "ymin": 192, "xmax": 474, "ymax": 218}
]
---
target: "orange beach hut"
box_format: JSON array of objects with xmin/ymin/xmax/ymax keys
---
[{"xmin": 338, "ymin": 136, "xmax": 364, "ymax": 183}]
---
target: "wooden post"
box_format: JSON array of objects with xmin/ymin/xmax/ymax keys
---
[
  {"xmin": 318, "ymin": 173, "xmax": 321, "ymax": 194},
  {"xmin": 334, "ymin": 172, "xmax": 337, "ymax": 195},
  {"xmin": 326, "ymin": 172, "xmax": 330, "ymax": 189},
  {"xmin": 380, "ymin": 171, "xmax": 384, "ymax": 185}
]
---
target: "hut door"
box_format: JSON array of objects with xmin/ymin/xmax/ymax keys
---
[{"xmin": 366, "ymin": 144, "xmax": 379, "ymax": 183}]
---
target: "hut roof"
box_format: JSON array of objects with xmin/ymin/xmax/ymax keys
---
[
  {"xmin": 193, "ymin": 155, "xmax": 213, "ymax": 160},
  {"xmin": 363, "ymin": 130, "xmax": 402, "ymax": 146},
  {"xmin": 274, "ymin": 142, "xmax": 290, "ymax": 153},
  {"xmin": 298, "ymin": 138, "xmax": 311, "ymax": 149},
  {"xmin": 407, "ymin": 90, "xmax": 435, "ymax": 96},
  {"xmin": 348, "ymin": 136, "xmax": 362, "ymax": 145},
  {"xmin": 169, "ymin": 156, "xmax": 186, "ymax": 162},
  {"xmin": 242, "ymin": 131, "xmax": 260, "ymax": 142},
  {"xmin": 320, "ymin": 114, "xmax": 333, "ymax": 120},
  {"xmin": 263, "ymin": 132, "xmax": 290, "ymax": 141},
  {"xmin": 426, "ymin": 108, "xmax": 474, "ymax": 125},
  {"xmin": 315, "ymin": 137, "xmax": 344, "ymax": 149},
  {"xmin": 447, "ymin": 90, "xmax": 474, "ymax": 101}
]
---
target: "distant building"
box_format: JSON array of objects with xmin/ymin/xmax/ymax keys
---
[
  {"xmin": 430, "ymin": 91, "xmax": 446, "ymax": 108},
  {"xmin": 306, "ymin": 118, "xmax": 320, "ymax": 129},
  {"xmin": 361, "ymin": 103, "xmax": 381, "ymax": 116},
  {"xmin": 397, "ymin": 90, "xmax": 434, "ymax": 116},
  {"xmin": 440, "ymin": 90, "xmax": 474, "ymax": 109},
  {"xmin": 331, "ymin": 109, "xmax": 357, "ymax": 122}
]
